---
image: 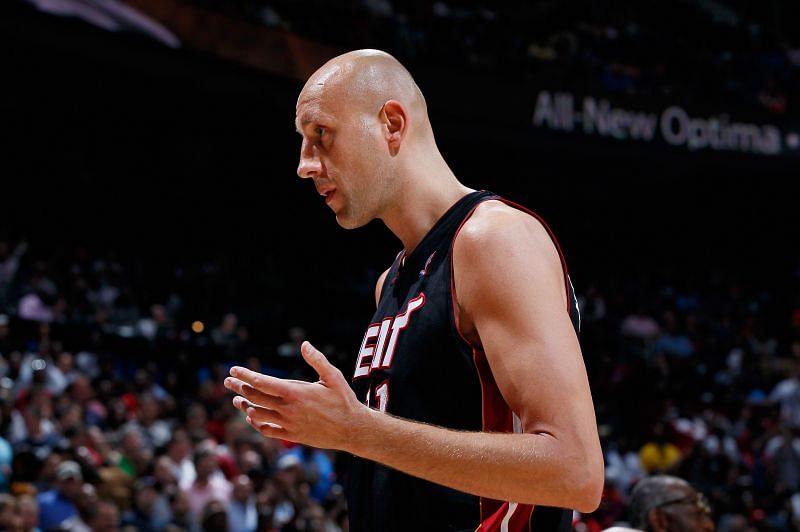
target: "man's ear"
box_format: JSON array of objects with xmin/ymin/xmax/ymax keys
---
[
  {"xmin": 380, "ymin": 100, "xmax": 407, "ymax": 155},
  {"xmin": 647, "ymin": 508, "xmax": 668, "ymax": 532}
]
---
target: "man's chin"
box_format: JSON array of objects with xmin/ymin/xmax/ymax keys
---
[{"xmin": 335, "ymin": 212, "xmax": 368, "ymax": 230}]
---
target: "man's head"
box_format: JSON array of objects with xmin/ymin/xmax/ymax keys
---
[
  {"xmin": 55, "ymin": 460, "xmax": 83, "ymax": 500},
  {"xmin": 295, "ymin": 49, "xmax": 433, "ymax": 229},
  {"xmin": 194, "ymin": 450, "xmax": 217, "ymax": 482},
  {"xmin": 75, "ymin": 482, "xmax": 98, "ymax": 521},
  {"xmin": 15, "ymin": 495, "xmax": 38, "ymax": 530},
  {"xmin": 133, "ymin": 477, "xmax": 158, "ymax": 514},
  {"xmin": 232, "ymin": 474, "xmax": 253, "ymax": 503},
  {"xmin": 90, "ymin": 500, "xmax": 120, "ymax": 532},
  {"xmin": 628, "ymin": 475, "xmax": 714, "ymax": 531}
]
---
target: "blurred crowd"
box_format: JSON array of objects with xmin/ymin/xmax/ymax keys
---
[
  {"xmin": 575, "ymin": 266, "xmax": 800, "ymax": 531},
  {"xmin": 181, "ymin": 0, "xmax": 798, "ymax": 116},
  {"xmin": 1, "ymin": 232, "xmax": 799, "ymax": 531},
  {"xmin": 0, "ymin": 238, "xmax": 348, "ymax": 531}
]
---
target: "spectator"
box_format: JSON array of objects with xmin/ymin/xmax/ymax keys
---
[
  {"xmin": 227, "ymin": 475, "xmax": 257, "ymax": 532},
  {"xmin": 0, "ymin": 314, "xmax": 11, "ymax": 356},
  {"xmin": 37, "ymin": 460, "xmax": 82, "ymax": 530},
  {"xmin": 90, "ymin": 500, "xmax": 121, "ymax": 532},
  {"xmin": 166, "ymin": 429, "xmax": 196, "ymax": 487},
  {"xmin": 16, "ymin": 494, "xmax": 41, "ymax": 532},
  {"xmin": 0, "ymin": 240, "xmax": 27, "ymax": 310},
  {"xmin": 61, "ymin": 482, "xmax": 98, "ymax": 532},
  {"xmin": 769, "ymin": 361, "xmax": 800, "ymax": 429},
  {"xmin": 166, "ymin": 488, "xmax": 193, "ymax": 531},
  {"xmin": 120, "ymin": 477, "xmax": 168, "ymax": 532},
  {"xmin": 626, "ymin": 475, "xmax": 715, "ymax": 531},
  {"xmin": 280, "ymin": 445, "xmax": 335, "ymax": 502},
  {"xmin": 122, "ymin": 394, "xmax": 172, "ymax": 450},
  {"xmin": 200, "ymin": 499, "xmax": 228, "ymax": 532},
  {"xmin": 0, "ymin": 493, "xmax": 23, "ymax": 531},
  {"xmin": 639, "ymin": 423, "xmax": 682, "ymax": 475},
  {"xmin": 763, "ymin": 427, "xmax": 800, "ymax": 492},
  {"xmin": 211, "ymin": 313, "xmax": 241, "ymax": 357},
  {"xmin": 182, "ymin": 449, "xmax": 231, "ymax": 524}
]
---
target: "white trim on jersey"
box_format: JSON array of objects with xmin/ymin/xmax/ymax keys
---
[
  {"xmin": 568, "ymin": 276, "xmax": 581, "ymax": 332},
  {"xmin": 512, "ymin": 412, "xmax": 523, "ymax": 434},
  {"xmin": 501, "ymin": 502, "xmax": 519, "ymax": 532}
]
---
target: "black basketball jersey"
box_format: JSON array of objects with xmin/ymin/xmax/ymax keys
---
[{"xmin": 346, "ymin": 191, "xmax": 581, "ymax": 532}]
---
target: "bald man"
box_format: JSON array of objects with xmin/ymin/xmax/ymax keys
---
[
  {"xmin": 627, "ymin": 476, "xmax": 715, "ymax": 531},
  {"xmin": 224, "ymin": 49, "xmax": 603, "ymax": 531}
]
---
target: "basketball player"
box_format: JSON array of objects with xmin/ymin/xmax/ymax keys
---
[{"xmin": 224, "ymin": 49, "xmax": 603, "ymax": 531}]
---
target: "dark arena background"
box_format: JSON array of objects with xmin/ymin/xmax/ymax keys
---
[{"xmin": 1, "ymin": 1, "xmax": 799, "ymax": 530}]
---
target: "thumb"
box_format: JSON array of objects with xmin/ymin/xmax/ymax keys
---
[{"xmin": 301, "ymin": 341, "xmax": 345, "ymax": 386}]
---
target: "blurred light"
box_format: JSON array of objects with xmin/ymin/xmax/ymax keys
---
[{"xmin": 192, "ymin": 321, "xmax": 205, "ymax": 334}]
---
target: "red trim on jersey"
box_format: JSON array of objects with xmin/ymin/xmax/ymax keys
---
[
  {"xmin": 491, "ymin": 198, "xmax": 573, "ymax": 315},
  {"xmin": 389, "ymin": 250, "xmax": 404, "ymax": 286},
  {"xmin": 449, "ymin": 198, "xmax": 573, "ymax": 347},
  {"xmin": 477, "ymin": 502, "xmax": 534, "ymax": 532},
  {"xmin": 449, "ymin": 203, "xmax": 484, "ymax": 349},
  {"xmin": 472, "ymin": 346, "xmax": 513, "ymax": 523}
]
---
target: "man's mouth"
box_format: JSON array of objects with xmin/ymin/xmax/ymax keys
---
[{"xmin": 320, "ymin": 188, "xmax": 336, "ymax": 204}]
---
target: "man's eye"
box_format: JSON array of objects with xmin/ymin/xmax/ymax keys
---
[{"xmin": 316, "ymin": 128, "xmax": 325, "ymax": 137}]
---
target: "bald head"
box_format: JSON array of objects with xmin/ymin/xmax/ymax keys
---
[
  {"xmin": 295, "ymin": 49, "xmax": 460, "ymax": 231},
  {"xmin": 628, "ymin": 475, "xmax": 715, "ymax": 531},
  {"xmin": 298, "ymin": 49, "xmax": 429, "ymax": 137}
]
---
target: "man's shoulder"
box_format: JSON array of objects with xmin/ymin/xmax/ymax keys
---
[
  {"xmin": 37, "ymin": 489, "xmax": 59, "ymax": 504},
  {"xmin": 454, "ymin": 199, "xmax": 560, "ymax": 275},
  {"xmin": 456, "ymin": 199, "xmax": 554, "ymax": 255}
]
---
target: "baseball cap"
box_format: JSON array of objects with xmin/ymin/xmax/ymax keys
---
[
  {"xmin": 276, "ymin": 454, "xmax": 302, "ymax": 470},
  {"xmin": 56, "ymin": 461, "xmax": 83, "ymax": 481}
]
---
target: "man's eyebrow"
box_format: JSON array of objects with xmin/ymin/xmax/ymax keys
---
[{"xmin": 295, "ymin": 117, "xmax": 316, "ymax": 132}]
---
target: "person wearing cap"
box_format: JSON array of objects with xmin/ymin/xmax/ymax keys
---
[{"xmin": 37, "ymin": 460, "xmax": 82, "ymax": 530}]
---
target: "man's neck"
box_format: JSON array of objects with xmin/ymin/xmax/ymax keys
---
[{"xmin": 381, "ymin": 171, "xmax": 473, "ymax": 254}]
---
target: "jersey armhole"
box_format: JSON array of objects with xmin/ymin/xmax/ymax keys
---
[
  {"xmin": 375, "ymin": 268, "xmax": 391, "ymax": 307},
  {"xmin": 491, "ymin": 198, "xmax": 573, "ymax": 315},
  {"xmin": 449, "ymin": 203, "xmax": 487, "ymax": 350},
  {"xmin": 449, "ymin": 199, "xmax": 575, "ymax": 349}
]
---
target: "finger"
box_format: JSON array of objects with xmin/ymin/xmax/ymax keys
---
[
  {"xmin": 226, "ymin": 378, "xmax": 284, "ymax": 408},
  {"xmin": 301, "ymin": 341, "xmax": 342, "ymax": 384},
  {"xmin": 232, "ymin": 396, "xmax": 250, "ymax": 411},
  {"xmin": 245, "ymin": 416, "xmax": 288, "ymax": 440},
  {"xmin": 244, "ymin": 403, "xmax": 284, "ymax": 426},
  {"xmin": 232, "ymin": 396, "xmax": 260, "ymax": 412},
  {"xmin": 232, "ymin": 396, "xmax": 283, "ymax": 421},
  {"xmin": 229, "ymin": 366, "xmax": 292, "ymax": 397}
]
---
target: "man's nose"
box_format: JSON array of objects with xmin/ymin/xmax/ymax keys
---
[{"xmin": 297, "ymin": 143, "xmax": 322, "ymax": 179}]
